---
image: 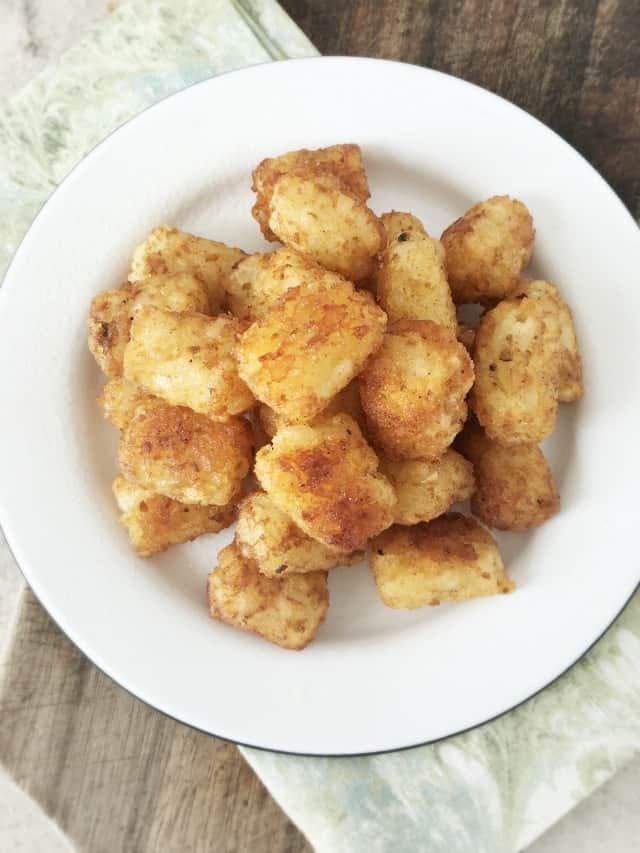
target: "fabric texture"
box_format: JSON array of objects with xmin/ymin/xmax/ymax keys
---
[{"xmin": 0, "ymin": 2, "xmax": 638, "ymax": 851}]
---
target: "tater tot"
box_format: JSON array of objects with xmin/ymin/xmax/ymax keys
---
[
  {"xmin": 268, "ymin": 173, "xmax": 385, "ymax": 281},
  {"xmin": 441, "ymin": 196, "xmax": 534, "ymax": 303},
  {"xmin": 359, "ymin": 320, "xmax": 474, "ymax": 460},
  {"xmin": 257, "ymin": 379, "xmax": 366, "ymax": 436},
  {"xmin": 123, "ymin": 306, "xmax": 254, "ymax": 421},
  {"xmin": 254, "ymin": 414, "xmax": 396, "ymax": 553},
  {"xmin": 224, "ymin": 253, "xmax": 271, "ymax": 321},
  {"xmin": 88, "ymin": 286, "xmax": 133, "ymax": 378},
  {"xmin": 236, "ymin": 491, "xmax": 358, "ymax": 576},
  {"xmin": 129, "ymin": 225, "xmax": 246, "ymax": 312},
  {"xmin": 237, "ymin": 279, "xmax": 386, "ymax": 424},
  {"xmin": 97, "ymin": 377, "xmax": 156, "ymax": 430},
  {"xmin": 119, "ymin": 399, "xmax": 252, "ymax": 505},
  {"xmin": 255, "ymin": 246, "xmax": 346, "ymax": 299},
  {"xmin": 252, "ymin": 143, "xmax": 370, "ymax": 241},
  {"xmin": 370, "ymin": 514, "xmax": 514, "ymax": 608},
  {"xmin": 381, "ymin": 450, "xmax": 475, "ymax": 525},
  {"xmin": 375, "ymin": 211, "xmax": 457, "ymax": 330},
  {"xmin": 113, "ymin": 475, "xmax": 236, "ymax": 557},
  {"xmin": 511, "ymin": 280, "xmax": 583, "ymax": 402},
  {"xmin": 226, "ymin": 247, "xmax": 345, "ymax": 322},
  {"xmin": 127, "ymin": 271, "xmax": 210, "ymax": 315},
  {"xmin": 88, "ymin": 272, "xmax": 210, "ymax": 377},
  {"xmin": 207, "ymin": 542, "xmax": 329, "ymax": 649},
  {"xmin": 470, "ymin": 298, "xmax": 558, "ymax": 445},
  {"xmin": 456, "ymin": 418, "xmax": 559, "ymax": 529}
]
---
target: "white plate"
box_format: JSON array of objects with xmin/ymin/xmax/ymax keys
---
[{"xmin": 1, "ymin": 57, "xmax": 639, "ymax": 756}]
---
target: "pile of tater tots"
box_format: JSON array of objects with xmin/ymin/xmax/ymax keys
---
[{"xmin": 88, "ymin": 144, "xmax": 583, "ymax": 649}]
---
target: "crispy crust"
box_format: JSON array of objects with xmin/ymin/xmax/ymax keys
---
[
  {"xmin": 119, "ymin": 398, "xmax": 252, "ymax": 505},
  {"xmin": 235, "ymin": 491, "xmax": 358, "ymax": 576},
  {"xmin": 251, "ymin": 144, "xmax": 370, "ymax": 241},
  {"xmin": 511, "ymin": 279, "xmax": 583, "ymax": 402},
  {"xmin": 88, "ymin": 286, "xmax": 133, "ymax": 378},
  {"xmin": 359, "ymin": 319, "xmax": 474, "ymax": 460},
  {"xmin": 441, "ymin": 196, "xmax": 534, "ymax": 303},
  {"xmin": 254, "ymin": 413, "xmax": 396, "ymax": 553},
  {"xmin": 129, "ymin": 225, "xmax": 246, "ymax": 312},
  {"xmin": 370, "ymin": 514, "xmax": 514, "ymax": 608},
  {"xmin": 97, "ymin": 378, "xmax": 156, "ymax": 430},
  {"xmin": 88, "ymin": 272, "xmax": 210, "ymax": 377},
  {"xmin": 470, "ymin": 297, "xmax": 559, "ymax": 444},
  {"xmin": 113, "ymin": 475, "xmax": 236, "ymax": 557},
  {"xmin": 224, "ymin": 253, "xmax": 272, "ymax": 321},
  {"xmin": 207, "ymin": 542, "xmax": 329, "ymax": 649},
  {"xmin": 226, "ymin": 247, "xmax": 347, "ymax": 322},
  {"xmin": 375, "ymin": 211, "xmax": 457, "ymax": 330},
  {"xmin": 237, "ymin": 279, "xmax": 386, "ymax": 424},
  {"xmin": 381, "ymin": 450, "xmax": 475, "ymax": 525},
  {"xmin": 257, "ymin": 379, "xmax": 366, "ymax": 437},
  {"xmin": 456, "ymin": 418, "xmax": 559, "ymax": 529},
  {"xmin": 123, "ymin": 306, "xmax": 254, "ymax": 420},
  {"xmin": 267, "ymin": 172, "xmax": 385, "ymax": 281}
]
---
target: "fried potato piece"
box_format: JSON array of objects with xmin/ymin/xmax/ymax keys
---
[
  {"xmin": 207, "ymin": 542, "xmax": 329, "ymax": 649},
  {"xmin": 511, "ymin": 280, "xmax": 583, "ymax": 402},
  {"xmin": 360, "ymin": 320, "xmax": 474, "ymax": 460},
  {"xmin": 113, "ymin": 475, "xmax": 236, "ymax": 557},
  {"xmin": 255, "ymin": 246, "xmax": 346, "ymax": 302},
  {"xmin": 88, "ymin": 286, "xmax": 133, "ymax": 378},
  {"xmin": 236, "ymin": 491, "xmax": 358, "ymax": 576},
  {"xmin": 316, "ymin": 378, "xmax": 367, "ymax": 432},
  {"xmin": 268, "ymin": 173, "xmax": 385, "ymax": 281},
  {"xmin": 97, "ymin": 378, "xmax": 155, "ymax": 430},
  {"xmin": 224, "ymin": 253, "xmax": 271, "ymax": 321},
  {"xmin": 381, "ymin": 450, "xmax": 475, "ymax": 525},
  {"xmin": 119, "ymin": 399, "xmax": 252, "ymax": 505},
  {"xmin": 371, "ymin": 514, "xmax": 514, "ymax": 608},
  {"xmin": 88, "ymin": 272, "xmax": 210, "ymax": 377},
  {"xmin": 257, "ymin": 379, "xmax": 366, "ymax": 436},
  {"xmin": 252, "ymin": 143, "xmax": 370, "ymax": 241},
  {"xmin": 441, "ymin": 196, "xmax": 534, "ymax": 303},
  {"xmin": 375, "ymin": 212, "xmax": 456, "ymax": 330},
  {"xmin": 470, "ymin": 297, "xmax": 558, "ymax": 445},
  {"xmin": 456, "ymin": 419, "xmax": 559, "ymax": 529},
  {"xmin": 226, "ymin": 248, "xmax": 345, "ymax": 322},
  {"xmin": 238, "ymin": 279, "xmax": 386, "ymax": 424},
  {"xmin": 129, "ymin": 225, "xmax": 246, "ymax": 312},
  {"xmin": 254, "ymin": 414, "xmax": 396, "ymax": 553},
  {"xmin": 127, "ymin": 271, "xmax": 210, "ymax": 314},
  {"xmin": 123, "ymin": 306, "xmax": 254, "ymax": 420}
]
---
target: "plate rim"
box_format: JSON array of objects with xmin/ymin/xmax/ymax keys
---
[
  {"xmin": 1, "ymin": 55, "xmax": 639, "ymax": 756},
  {"xmin": 4, "ymin": 533, "xmax": 637, "ymax": 758}
]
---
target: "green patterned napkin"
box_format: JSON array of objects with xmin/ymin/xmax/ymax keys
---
[
  {"xmin": 1, "ymin": 2, "xmax": 638, "ymax": 851},
  {"xmin": 0, "ymin": 0, "xmax": 317, "ymax": 278}
]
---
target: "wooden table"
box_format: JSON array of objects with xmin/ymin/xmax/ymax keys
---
[{"xmin": 2, "ymin": 2, "xmax": 638, "ymax": 851}]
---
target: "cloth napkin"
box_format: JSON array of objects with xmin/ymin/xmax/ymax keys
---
[{"xmin": 1, "ymin": 2, "xmax": 639, "ymax": 851}]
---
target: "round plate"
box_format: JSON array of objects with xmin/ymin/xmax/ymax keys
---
[{"xmin": 1, "ymin": 57, "xmax": 638, "ymax": 756}]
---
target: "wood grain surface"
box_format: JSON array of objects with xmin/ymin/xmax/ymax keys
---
[
  {"xmin": 1, "ymin": 588, "xmax": 312, "ymax": 853},
  {"xmin": 2, "ymin": 2, "xmax": 638, "ymax": 851},
  {"xmin": 281, "ymin": 0, "xmax": 639, "ymax": 219}
]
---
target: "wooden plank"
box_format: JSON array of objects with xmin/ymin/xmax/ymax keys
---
[
  {"xmin": 2, "ymin": 3, "xmax": 638, "ymax": 851},
  {"xmin": 280, "ymin": 0, "xmax": 639, "ymax": 218},
  {"xmin": 0, "ymin": 588, "xmax": 310, "ymax": 853}
]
